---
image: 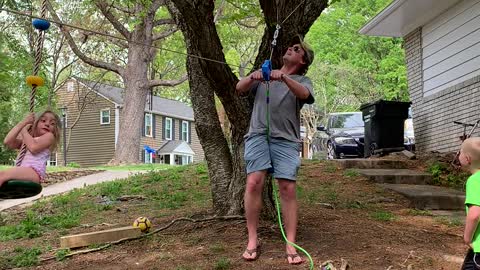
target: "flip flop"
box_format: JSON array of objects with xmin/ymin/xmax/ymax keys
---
[
  {"xmin": 242, "ymin": 244, "xmax": 261, "ymax": 261},
  {"xmin": 286, "ymin": 253, "xmax": 304, "ymax": 265}
]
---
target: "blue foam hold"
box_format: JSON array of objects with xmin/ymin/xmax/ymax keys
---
[
  {"xmin": 261, "ymin": 60, "xmax": 272, "ymax": 81},
  {"xmin": 32, "ymin": 19, "xmax": 50, "ymax": 31}
]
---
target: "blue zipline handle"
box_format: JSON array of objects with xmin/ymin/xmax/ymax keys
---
[{"xmin": 261, "ymin": 60, "xmax": 272, "ymax": 81}]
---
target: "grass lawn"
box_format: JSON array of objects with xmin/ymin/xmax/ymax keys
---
[
  {"xmin": 1, "ymin": 163, "xmax": 170, "ymax": 173},
  {"xmin": 0, "ymin": 163, "xmax": 210, "ymax": 268},
  {"xmin": 91, "ymin": 163, "xmax": 170, "ymax": 171},
  {"xmin": 0, "ymin": 160, "xmax": 466, "ymax": 269}
]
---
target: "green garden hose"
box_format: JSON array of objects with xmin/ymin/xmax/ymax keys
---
[{"xmin": 265, "ymin": 81, "xmax": 314, "ymax": 269}]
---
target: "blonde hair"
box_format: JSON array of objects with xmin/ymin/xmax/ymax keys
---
[
  {"xmin": 31, "ymin": 110, "xmax": 61, "ymax": 152},
  {"xmin": 461, "ymin": 137, "xmax": 480, "ymax": 167}
]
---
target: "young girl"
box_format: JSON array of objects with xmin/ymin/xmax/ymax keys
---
[{"xmin": 1, "ymin": 110, "xmax": 61, "ymax": 186}]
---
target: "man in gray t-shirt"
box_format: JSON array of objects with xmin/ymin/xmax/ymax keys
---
[{"xmin": 236, "ymin": 35, "xmax": 314, "ymax": 265}]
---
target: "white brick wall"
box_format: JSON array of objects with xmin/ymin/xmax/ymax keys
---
[{"xmin": 405, "ymin": 28, "xmax": 480, "ymax": 153}]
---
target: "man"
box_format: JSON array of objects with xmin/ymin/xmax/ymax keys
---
[{"xmin": 236, "ymin": 35, "xmax": 314, "ymax": 265}]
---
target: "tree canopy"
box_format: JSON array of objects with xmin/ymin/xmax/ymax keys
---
[{"xmin": 306, "ymin": 0, "xmax": 408, "ymax": 116}]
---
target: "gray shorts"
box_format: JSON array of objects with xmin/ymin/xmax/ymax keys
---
[{"xmin": 244, "ymin": 133, "xmax": 301, "ymax": 181}]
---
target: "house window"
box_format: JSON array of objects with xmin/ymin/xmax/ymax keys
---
[
  {"xmin": 145, "ymin": 113, "xmax": 153, "ymax": 137},
  {"xmin": 47, "ymin": 153, "xmax": 57, "ymax": 166},
  {"xmin": 165, "ymin": 117, "xmax": 172, "ymax": 140},
  {"xmin": 67, "ymin": 81, "xmax": 74, "ymax": 92},
  {"xmin": 174, "ymin": 154, "xmax": 193, "ymax": 165},
  {"xmin": 144, "ymin": 151, "xmax": 152, "ymax": 164},
  {"xmin": 100, "ymin": 109, "xmax": 110, "ymax": 125},
  {"xmin": 181, "ymin": 121, "xmax": 189, "ymax": 142},
  {"xmin": 159, "ymin": 154, "xmax": 171, "ymax": 165}
]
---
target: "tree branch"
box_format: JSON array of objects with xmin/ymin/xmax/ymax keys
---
[
  {"xmin": 95, "ymin": 32, "xmax": 129, "ymax": 48},
  {"xmin": 236, "ymin": 19, "xmax": 261, "ymax": 29},
  {"xmin": 111, "ymin": 4, "xmax": 135, "ymax": 15},
  {"xmin": 214, "ymin": 0, "xmax": 226, "ymax": 23},
  {"xmin": 95, "ymin": 0, "xmax": 131, "ymax": 40},
  {"xmin": 149, "ymin": 0, "xmax": 167, "ymax": 16},
  {"xmin": 47, "ymin": 1, "xmax": 125, "ymax": 76},
  {"xmin": 39, "ymin": 215, "xmax": 244, "ymax": 262},
  {"xmin": 148, "ymin": 74, "xmax": 188, "ymax": 88},
  {"xmin": 153, "ymin": 18, "xmax": 176, "ymax": 27},
  {"xmin": 153, "ymin": 27, "xmax": 178, "ymax": 41}
]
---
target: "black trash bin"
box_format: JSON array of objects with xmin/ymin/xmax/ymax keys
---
[{"xmin": 360, "ymin": 100, "xmax": 411, "ymax": 157}]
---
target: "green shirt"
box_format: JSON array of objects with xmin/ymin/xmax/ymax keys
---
[{"xmin": 465, "ymin": 171, "xmax": 480, "ymax": 252}]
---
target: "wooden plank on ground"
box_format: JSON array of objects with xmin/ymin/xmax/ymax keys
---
[{"xmin": 60, "ymin": 226, "xmax": 142, "ymax": 249}]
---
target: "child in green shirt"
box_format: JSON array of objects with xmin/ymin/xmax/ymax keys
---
[{"xmin": 460, "ymin": 137, "xmax": 480, "ymax": 269}]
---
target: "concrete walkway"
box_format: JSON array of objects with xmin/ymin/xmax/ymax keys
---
[{"xmin": 0, "ymin": 170, "xmax": 141, "ymax": 211}]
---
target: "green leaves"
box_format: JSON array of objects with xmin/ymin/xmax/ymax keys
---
[
  {"xmin": 306, "ymin": 0, "xmax": 408, "ymax": 117},
  {"xmin": 0, "ymin": 30, "xmax": 33, "ymax": 162}
]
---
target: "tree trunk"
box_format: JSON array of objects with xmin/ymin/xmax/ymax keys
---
[
  {"xmin": 168, "ymin": 0, "xmax": 328, "ymax": 216},
  {"xmin": 112, "ymin": 36, "xmax": 152, "ymax": 164},
  {"xmin": 48, "ymin": 1, "xmax": 182, "ymax": 165},
  {"xmin": 168, "ymin": 1, "xmax": 251, "ymax": 215}
]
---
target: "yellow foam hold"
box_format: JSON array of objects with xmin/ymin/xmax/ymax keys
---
[{"xmin": 26, "ymin": 76, "xmax": 44, "ymax": 87}]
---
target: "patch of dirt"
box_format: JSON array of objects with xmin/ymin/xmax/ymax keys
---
[
  {"xmin": 42, "ymin": 170, "xmax": 104, "ymax": 186},
  {"xmin": 10, "ymin": 161, "xmax": 466, "ymax": 269}
]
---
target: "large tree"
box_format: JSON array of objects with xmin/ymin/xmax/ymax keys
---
[
  {"xmin": 47, "ymin": 0, "xmax": 187, "ymax": 164},
  {"xmin": 168, "ymin": 0, "xmax": 328, "ymax": 215}
]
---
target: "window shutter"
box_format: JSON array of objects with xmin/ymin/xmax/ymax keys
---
[
  {"xmin": 188, "ymin": 122, "xmax": 192, "ymax": 144},
  {"xmin": 172, "ymin": 119, "xmax": 175, "ymax": 140},
  {"xmin": 141, "ymin": 149, "xmax": 145, "ymax": 163},
  {"xmin": 179, "ymin": 121, "xmax": 182, "ymax": 141},
  {"xmin": 142, "ymin": 113, "xmax": 145, "ymax": 137},
  {"xmin": 152, "ymin": 114, "xmax": 156, "ymax": 138},
  {"xmin": 162, "ymin": 116, "xmax": 166, "ymax": 140}
]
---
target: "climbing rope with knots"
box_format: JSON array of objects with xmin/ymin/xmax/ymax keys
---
[{"xmin": 16, "ymin": 0, "xmax": 50, "ymax": 166}]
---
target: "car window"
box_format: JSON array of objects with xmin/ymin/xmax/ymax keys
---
[{"xmin": 330, "ymin": 113, "xmax": 364, "ymax": 129}]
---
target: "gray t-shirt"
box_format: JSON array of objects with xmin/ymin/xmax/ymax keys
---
[{"xmin": 247, "ymin": 75, "xmax": 314, "ymax": 142}]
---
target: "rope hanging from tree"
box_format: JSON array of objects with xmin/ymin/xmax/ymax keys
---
[{"xmin": 16, "ymin": 0, "xmax": 50, "ymax": 166}]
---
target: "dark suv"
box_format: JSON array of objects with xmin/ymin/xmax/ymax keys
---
[{"xmin": 317, "ymin": 112, "xmax": 365, "ymax": 159}]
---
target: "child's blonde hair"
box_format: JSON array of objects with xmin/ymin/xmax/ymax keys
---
[
  {"xmin": 461, "ymin": 137, "xmax": 480, "ymax": 168},
  {"xmin": 31, "ymin": 110, "xmax": 61, "ymax": 152}
]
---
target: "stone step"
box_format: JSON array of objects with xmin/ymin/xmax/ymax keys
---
[
  {"xmin": 356, "ymin": 169, "xmax": 430, "ymax": 185},
  {"xmin": 336, "ymin": 159, "xmax": 408, "ymax": 169},
  {"xmin": 379, "ymin": 184, "xmax": 465, "ymax": 210}
]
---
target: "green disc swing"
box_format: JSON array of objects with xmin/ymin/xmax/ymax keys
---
[{"xmin": 0, "ymin": 1, "xmax": 50, "ymax": 199}]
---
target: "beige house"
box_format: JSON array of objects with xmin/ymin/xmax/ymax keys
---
[
  {"xmin": 55, "ymin": 77, "xmax": 204, "ymax": 167},
  {"xmin": 360, "ymin": 0, "xmax": 480, "ymax": 153}
]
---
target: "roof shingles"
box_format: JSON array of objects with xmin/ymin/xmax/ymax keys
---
[{"xmin": 75, "ymin": 77, "xmax": 194, "ymax": 120}]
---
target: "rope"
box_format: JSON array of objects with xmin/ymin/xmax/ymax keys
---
[
  {"xmin": 1, "ymin": 0, "xmax": 309, "ymax": 76},
  {"xmin": 280, "ymin": 0, "xmax": 307, "ymax": 25},
  {"xmin": 1, "ymin": 0, "xmax": 308, "ymax": 75},
  {"xmin": 16, "ymin": 0, "xmax": 48, "ymax": 166},
  {"xmin": 0, "ymin": 7, "xmax": 245, "ymax": 69}
]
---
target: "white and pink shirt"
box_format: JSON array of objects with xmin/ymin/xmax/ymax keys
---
[{"xmin": 16, "ymin": 148, "xmax": 50, "ymax": 181}]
